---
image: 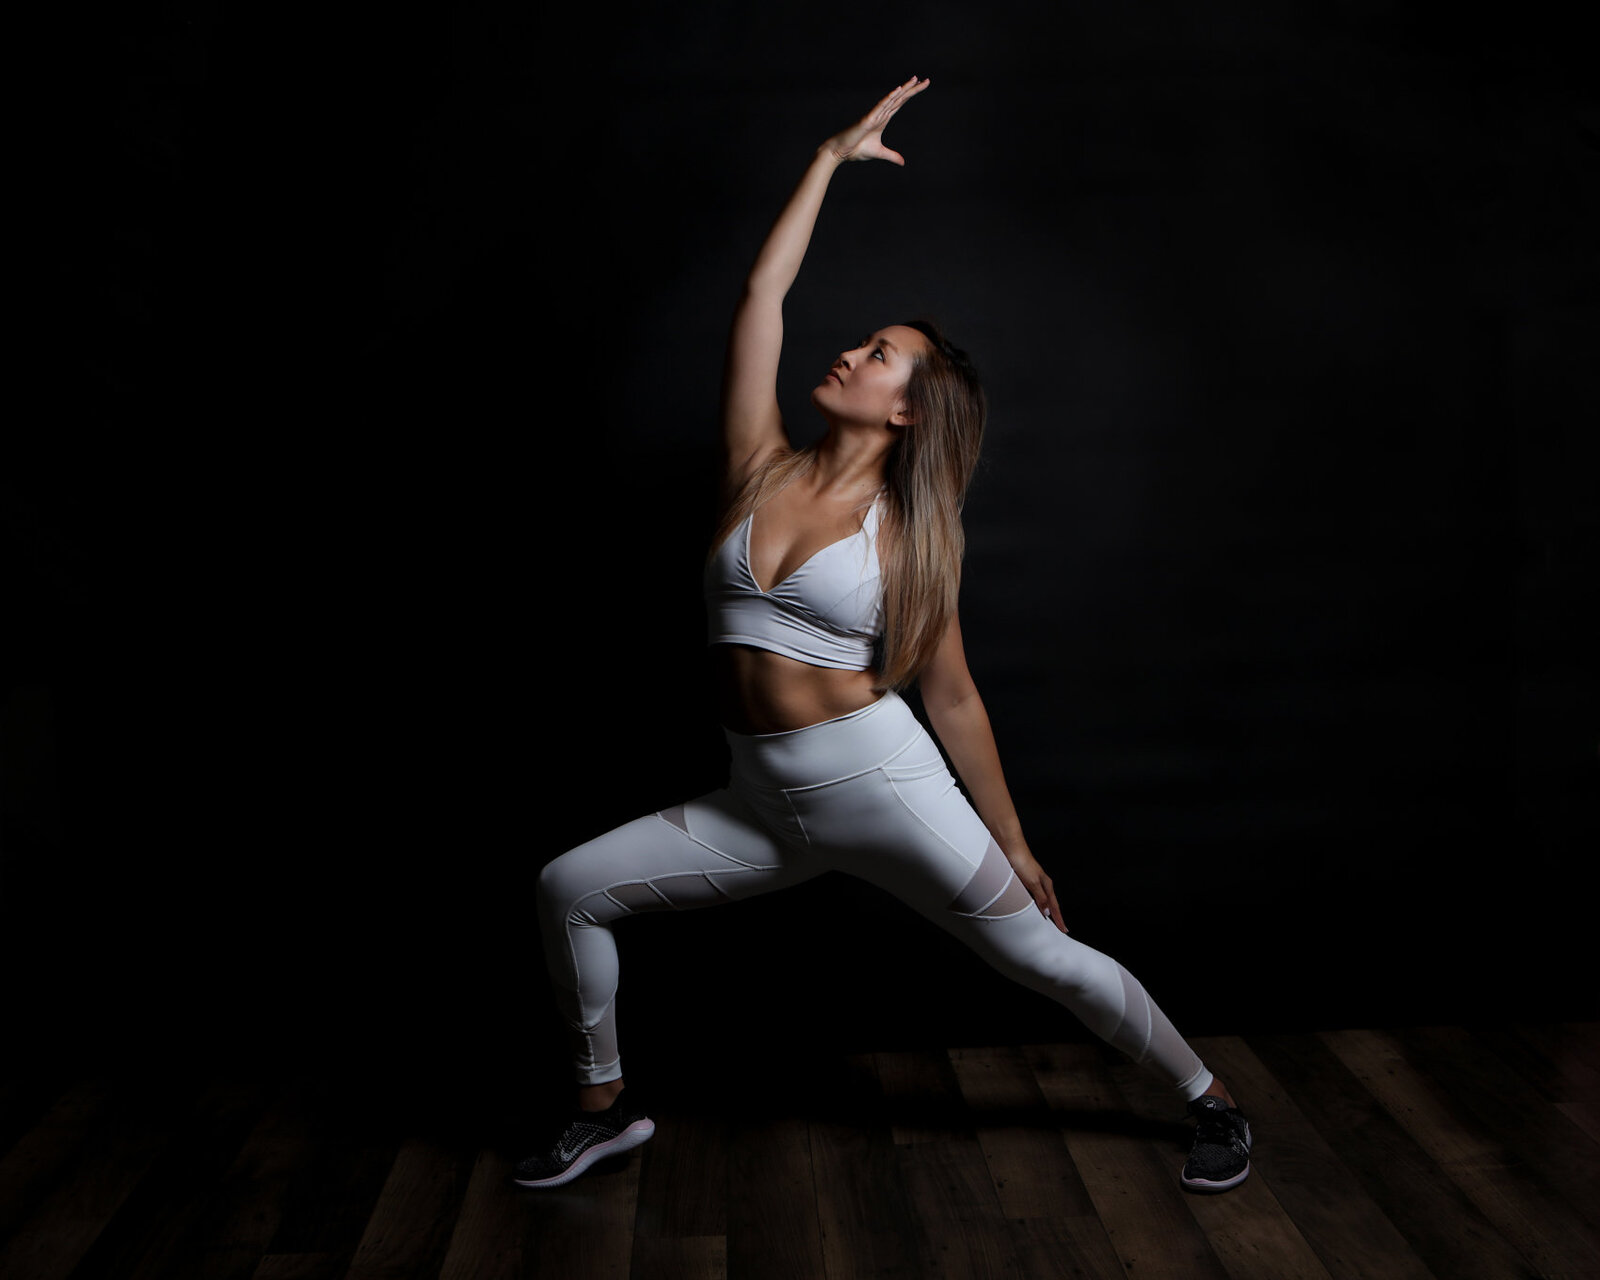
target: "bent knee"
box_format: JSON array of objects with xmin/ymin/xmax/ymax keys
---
[{"xmin": 536, "ymin": 851, "xmax": 588, "ymax": 923}]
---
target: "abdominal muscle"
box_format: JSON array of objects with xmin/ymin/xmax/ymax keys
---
[{"xmin": 714, "ymin": 644, "xmax": 883, "ymax": 735}]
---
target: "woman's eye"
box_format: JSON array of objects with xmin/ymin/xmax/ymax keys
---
[{"xmin": 872, "ymin": 348, "xmax": 885, "ymax": 361}]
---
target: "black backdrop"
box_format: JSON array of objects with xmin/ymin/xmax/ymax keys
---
[{"xmin": 6, "ymin": 3, "xmax": 1596, "ymax": 1088}]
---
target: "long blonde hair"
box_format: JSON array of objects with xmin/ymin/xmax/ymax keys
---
[{"xmin": 712, "ymin": 320, "xmax": 986, "ymax": 691}]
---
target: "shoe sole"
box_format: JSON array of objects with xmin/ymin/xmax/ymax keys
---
[
  {"xmin": 1181, "ymin": 1162, "xmax": 1251, "ymax": 1193},
  {"xmin": 513, "ymin": 1118, "xmax": 656, "ymax": 1189}
]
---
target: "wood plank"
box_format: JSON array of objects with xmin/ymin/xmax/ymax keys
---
[
  {"xmin": 250, "ymin": 1252, "xmax": 343, "ymax": 1280},
  {"xmin": 1486, "ymin": 1024, "xmax": 1600, "ymax": 1101},
  {"xmin": 267, "ymin": 1086, "xmax": 397, "ymax": 1260},
  {"xmin": 726, "ymin": 1111, "xmax": 826, "ymax": 1280},
  {"xmin": 948, "ymin": 1046, "xmax": 1094, "ymax": 1218},
  {"xmin": 631, "ymin": 1103, "xmax": 728, "ymax": 1239},
  {"xmin": 807, "ymin": 1054, "xmax": 922, "ymax": 1280},
  {"xmin": 1398, "ymin": 1026, "xmax": 1600, "ymax": 1218},
  {"xmin": 0, "ymin": 1077, "xmax": 117, "ymax": 1244},
  {"xmin": 525, "ymin": 1141, "xmax": 641, "ymax": 1280},
  {"xmin": 1479, "ymin": 1024, "xmax": 1600, "ymax": 1146},
  {"xmin": 876, "ymin": 1049, "xmax": 967, "ymax": 1147},
  {"xmin": 629, "ymin": 1234, "xmax": 727, "ymax": 1280},
  {"xmin": 1323, "ymin": 1027, "xmax": 1600, "ymax": 1279},
  {"xmin": 628, "ymin": 1102, "xmax": 724, "ymax": 1278},
  {"xmin": 1029, "ymin": 1042, "xmax": 1230, "ymax": 1280},
  {"xmin": 1549, "ymin": 1022, "xmax": 1600, "ymax": 1074},
  {"xmin": 436, "ymin": 1149, "xmax": 522, "ymax": 1280},
  {"xmin": 1002, "ymin": 1213, "xmax": 1127, "ymax": 1280},
  {"xmin": 1557, "ymin": 1103, "xmax": 1600, "ymax": 1151},
  {"xmin": 809, "ymin": 1114, "xmax": 917, "ymax": 1280},
  {"xmin": 343, "ymin": 1138, "xmax": 466, "ymax": 1280},
  {"xmin": 0, "ymin": 1077, "xmax": 175, "ymax": 1280},
  {"xmin": 64, "ymin": 1075, "xmax": 270, "ymax": 1280},
  {"xmin": 948, "ymin": 1045, "xmax": 1127, "ymax": 1280},
  {"xmin": 877, "ymin": 1048, "xmax": 1017, "ymax": 1279},
  {"xmin": 894, "ymin": 1138, "xmax": 1019, "ymax": 1278},
  {"xmin": 157, "ymin": 1080, "xmax": 328, "ymax": 1280},
  {"xmin": 1247, "ymin": 1031, "xmax": 1529, "ymax": 1280}
]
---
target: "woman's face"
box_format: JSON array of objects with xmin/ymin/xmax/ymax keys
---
[{"xmin": 812, "ymin": 325, "xmax": 930, "ymax": 427}]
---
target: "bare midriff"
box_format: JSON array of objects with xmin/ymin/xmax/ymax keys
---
[{"xmin": 714, "ymin": 644, "xmax": 882, "ymax": 735}]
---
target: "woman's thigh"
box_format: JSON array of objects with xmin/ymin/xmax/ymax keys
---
[
  {"xmin": 538, "ymin": 787, "xmax": 820, "ymax": 926},
  {"xmin": 777, "ymin": 730, "xmax": 1033, "ymax": 921},
  {"xmin": 776, "ymin": 735, "xmax": 1150, "ymax": 1047}
]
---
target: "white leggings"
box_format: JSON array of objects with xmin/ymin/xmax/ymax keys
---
[{"xmin": 537, "ymin": 692, "xmax": 1213, "ymax": 1100}]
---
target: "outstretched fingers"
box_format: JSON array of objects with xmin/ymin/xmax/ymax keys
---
[
  {"xmin": 874, "ymin": 74, "xmax": 930, "ymax": 120},
  {"xmin": 872, "ymin": 76, "xmax": 929, "ymax": 136},
  {"xmin": 832, "ymin": 75, "xmax": 931, "ymax": 164}
]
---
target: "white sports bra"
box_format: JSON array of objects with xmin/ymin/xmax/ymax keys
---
[{"xmin": 704, "ymin": 496, "xmax": 884, "ymax": 671}]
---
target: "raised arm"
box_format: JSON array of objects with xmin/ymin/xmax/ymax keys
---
[
  {"xmin": 919, "ymin": 612, "xmax": 1069, "ymax": 934},
  {"xmin": 720, "ymin": 75, "xmax": 930, "ymax": 496}
]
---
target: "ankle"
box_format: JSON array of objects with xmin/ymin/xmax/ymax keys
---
[
  {"xmin": 578, "ymin": 1079, "xmax": 625, "ymax": 1112},
  {"xmin": 1202, "ymin": 1078, "xmax": 1237, "ymax": 1109}
]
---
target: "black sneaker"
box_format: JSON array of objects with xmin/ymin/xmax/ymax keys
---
[
  {"xmin": 512, "ymin": 1092, "xmax": 656, "ymax": 1189},
  {"xmin": 1181, "ymin": 1095, "xmax": 1252, "ymax": 1193}
]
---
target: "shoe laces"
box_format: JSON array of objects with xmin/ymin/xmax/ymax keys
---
[
  {"xmin": 539, "ymin": 1110, "xmax": 596, "ymax": 1150},
  {"xmin": 1194, "ymin": 1105, "xmax": 1245, "ymax": 1150}
]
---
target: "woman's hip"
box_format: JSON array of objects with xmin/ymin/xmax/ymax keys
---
[
  {"xmin": 724, "ymin": 691, "xmax": 930, "ymax": 793},
  {"xmin": 724, "ymin": 695, "xmax": 994, "ymax": 900}
]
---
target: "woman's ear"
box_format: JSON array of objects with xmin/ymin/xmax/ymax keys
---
[{"xmin": 890, "ymin": 403, "xmax": 916, "ymax": 428}]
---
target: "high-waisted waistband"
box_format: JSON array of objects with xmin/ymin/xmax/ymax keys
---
[{"xmin": 724, "ymin": 692, "xmax": 928, "ymax": 792}]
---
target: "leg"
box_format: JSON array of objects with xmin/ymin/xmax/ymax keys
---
[
  {"xmin": 537, "ymin": 786, "xmax": 817, "ymax": 1087},
  {"xmin": 883, "ymin": 799, "xmax": 1252, "ymax": 1191},
  {"xmin": 933, "ymin": 865, "xmax": 1213, "ymax": 1098},
  {"xmin": 518, "ymin": 787, "xmax": 818, "ymax": 1190},
  {"xmin": 777, "ymin": 727, "xmax": 1213, "ymax": 1099}
]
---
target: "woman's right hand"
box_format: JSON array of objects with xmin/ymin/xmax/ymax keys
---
[
  {"xmin": 722, "ymin": 76, "xmax": 930, "ymax": 490},
  {"xmin": 825, "ymin": 75, "xmax": 930, "ymax": 166}
]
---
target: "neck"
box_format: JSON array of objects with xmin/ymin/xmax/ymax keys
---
[{"xmin": 811, "ymin": 424, "xmax": 894, "ymax": 497}]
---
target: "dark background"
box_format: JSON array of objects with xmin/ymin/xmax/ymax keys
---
[{"xmin": 5, "ymin": 3, "xmax": 1596, "ymax": 1091}]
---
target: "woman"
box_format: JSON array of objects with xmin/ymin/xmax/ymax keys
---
[{"xmin": 520, "ymin": 77, "xmax": 1252, "ymax": 1195}]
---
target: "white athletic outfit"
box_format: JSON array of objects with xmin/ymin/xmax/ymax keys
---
[{"xmin": 537, "ymin": 492, "xmax": 1214, "ymax": 1099}]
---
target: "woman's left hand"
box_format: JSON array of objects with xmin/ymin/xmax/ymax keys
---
[{"xmin": 1007, "ymin": 847, "xmax": 1068, "ymax": 934}]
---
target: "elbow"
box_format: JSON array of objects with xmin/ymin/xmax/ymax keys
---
[
  {"xmin": 741, "ymin": 274, "xmax": 786, "ymax": 307},
  {"xmin": 922, "ymin": 675, "xmax": 980, "ymax": 721}
]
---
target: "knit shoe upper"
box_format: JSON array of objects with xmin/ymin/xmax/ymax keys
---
[{"xmin": 1181, "ymin": 1095, "xmax": 1251, "ymax": 1193}]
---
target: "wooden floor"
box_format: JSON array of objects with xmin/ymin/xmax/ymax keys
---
[{"xmin": 2, "ymin": 1025, "xmax": 1597, "ymax": 1279}]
